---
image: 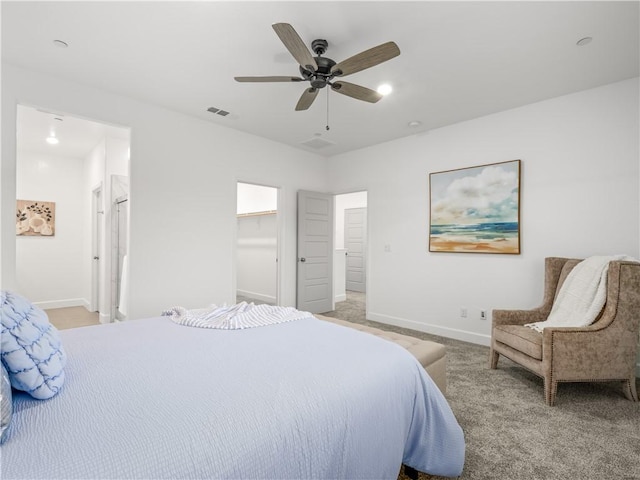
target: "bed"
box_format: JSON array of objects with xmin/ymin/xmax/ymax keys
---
[{"xmin": 1, "ymin": 308, "xmax": 465, "ymax": 479}]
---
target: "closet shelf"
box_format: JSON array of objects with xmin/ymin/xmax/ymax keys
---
[{"xmin": 237, "ymin": 210, "xmax": 277, "ymax": 218}]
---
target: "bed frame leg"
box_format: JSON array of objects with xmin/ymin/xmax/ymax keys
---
[{"xmin": 404, "ymin": 465, "xmax": 419, "ymax": 480}]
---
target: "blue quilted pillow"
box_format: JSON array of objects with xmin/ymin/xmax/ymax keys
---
[{"xmin": 0, "ymin": 290, "xmax": 66, "ymax": 399}]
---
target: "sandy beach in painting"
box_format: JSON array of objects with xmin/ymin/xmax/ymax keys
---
[
  {"xmin": 429, "ymin": 221, "xmax": 520, "ymax": 253},
  {"xmin": 430, "ymin": 236, "xmax": 519, "ymax": 253}
]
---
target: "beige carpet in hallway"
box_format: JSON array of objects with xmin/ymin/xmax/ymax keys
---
[{"xmin": 45, "ymin": 306, "xmax": 100, "ymax": 330}]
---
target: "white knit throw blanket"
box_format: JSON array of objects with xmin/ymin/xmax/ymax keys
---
[
  {"xmin": 525, "ymin": 255, "xmax": 636, "ymax": 333},
  {"xmin": 163, "ymin": 302, "xmax": 312, "ymax": 330}
]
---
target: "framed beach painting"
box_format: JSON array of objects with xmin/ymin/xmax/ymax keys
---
[{"xmin": 429, "ymin": 160, "xmax": 521, "ymax": 254}]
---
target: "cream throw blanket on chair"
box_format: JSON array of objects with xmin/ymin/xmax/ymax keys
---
[{"xmin": 526, "ymin": 255, "xmax": 636, "ymax": 333}]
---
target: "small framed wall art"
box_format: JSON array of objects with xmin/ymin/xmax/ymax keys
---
[
  {"xmin": 429, "ymin": 160, "xmax": 521, "ymax": 254},
  {"xmin": 16, "ymin": 200, "xmax": 56, "ymax": 236}
]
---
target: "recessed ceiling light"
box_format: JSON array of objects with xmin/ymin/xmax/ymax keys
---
[
  {"xmin": 53, "ymin": 39, "xmax": 68, "ymax": 48},
  {"xmin": 408, "ymin": 120, "xmax": 422, "ymax": 128},
  {"xmin": 576, "ymin": 37, "xmax": 592, "ymax": 47},
  {"xmin": 46, "ymin": 136, "xmax": 59, "ymax": 145},
  {"xmin": 377, "ymin": 84, "xmax": 393, "ymax": 96}
]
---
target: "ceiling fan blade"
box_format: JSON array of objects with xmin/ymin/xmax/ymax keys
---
[
  {"xmin": 272, "ymin": 23, "xmax": 318, "ymax": 72},
  {"xmin": 331, "ymin": 41, "xmax": 400, "ymax": 77},
  {"xmin": 235, "ymin": 76, "xmax": 304, "ymax": 82},
  {"xmin": 331, "ymin": 81, "xmax": 383, "ymax": 103},
  {"xmin": 295, "ymin": 88, "xmax": 319, "ymax": 111}
]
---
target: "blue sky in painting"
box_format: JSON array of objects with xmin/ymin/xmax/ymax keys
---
[{"xmin": 430, "ymin": 161, "xmax": 519, "ymax": 225}]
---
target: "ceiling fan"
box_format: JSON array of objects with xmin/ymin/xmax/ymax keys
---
[{"xmin": 235, "ymin": 23, "xmax": 400, "ymax": 111}]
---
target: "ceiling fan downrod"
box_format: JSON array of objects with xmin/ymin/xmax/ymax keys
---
[{"xmin": 326, "ymin": 87, "xmax": 330, "ymax": 131}]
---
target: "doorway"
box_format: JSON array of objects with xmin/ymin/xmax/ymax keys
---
[
  {"xmin": 333, "ymin": 191, "xmax": 368, "ymax": 321},
  {"xmin": 15, "ymin": 104, "xmax": 130, "ymax": 325},
  {"xmin": 236, "ymin": 182, "xmax": 279, "ymax": 305}
]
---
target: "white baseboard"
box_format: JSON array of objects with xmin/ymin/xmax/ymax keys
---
[
  {"xmin": 34, "ymin": 298, "xmax": 87, "ymax": 310},
  {"xmin": 367, "ymin": 311, "xmax": 491, "ymax": 346},
  {"xmin": 237, "ymin": 289, "xmax": 276, "ymax": 304},
  {"xmin": 99, "ymin": 312, "xmax": 111, "ymax": 324},
  {"xmin": 335, "ymin": 294, "xmax": 347, "ymax": 303}
]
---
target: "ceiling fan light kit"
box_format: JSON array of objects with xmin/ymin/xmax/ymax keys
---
[{"xmin": 234, "ymin": 23, "xmax": 400, "ymax": 112}]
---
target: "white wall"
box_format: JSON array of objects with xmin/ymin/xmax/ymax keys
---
[
  {"xmin": 106, "ymin": 137, "xmax": 130, "ymax": 179},
  {"xmin": 16, "ymin": 150, "xmax": 86, "ymax": 307},
  {"xmin": 237, "ymin": 183, "xmax": 277, "ymax": 215},
  {"xmin": 2, "ymin": 63, "xmax": 327, "ymax": 318},
  {"xmin": 328, "ymin": 78, "xmax": 640, "ymax": 346}
]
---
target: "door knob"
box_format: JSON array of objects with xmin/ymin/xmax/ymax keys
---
[{"xmin": 300, "ymin": 257, "xmax": 306, "ymax": 262}]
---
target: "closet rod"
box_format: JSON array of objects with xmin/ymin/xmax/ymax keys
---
[{"xmin": 237, "ymin": 210, "xmax": 277, "ymax": 218}]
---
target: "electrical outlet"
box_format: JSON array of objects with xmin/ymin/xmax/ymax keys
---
[
  {"xmin": 480, "ymin": 310, "xmax": 487, "ymax": 320},
  {"xmin": 460, "ymin": 307, "xmax": 468, "ymax": 318}
]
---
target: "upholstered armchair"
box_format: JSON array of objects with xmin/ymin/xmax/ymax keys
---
[{"xmin": 489, "ymin": 257, "xmax": 640, "ymax": 406}]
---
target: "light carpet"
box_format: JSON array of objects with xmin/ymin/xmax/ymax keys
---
[{"xmin": 323, "ymin": 292, "xmax": 640, "ymax": 480}]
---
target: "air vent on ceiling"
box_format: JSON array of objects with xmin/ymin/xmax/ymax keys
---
[
  {"xmin": 207, "ymin": 107, "xmax": 230, "ymax": 117},
  {"xmin": 300, "ymin": 137, "xmax": 335, "ymax": 149}
]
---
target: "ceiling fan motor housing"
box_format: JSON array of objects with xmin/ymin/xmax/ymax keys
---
[{"xmin": 300, "ymin": 50, "xmax": 337, "ymax": 89}]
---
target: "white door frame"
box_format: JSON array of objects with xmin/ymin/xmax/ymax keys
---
[
  {"xmin": 90, "ymin": 183, "xmax": 103, "ymax": 312},
  {"xmin": 234, "ymin": 181, "xmax": 281, "ymax": 306}
]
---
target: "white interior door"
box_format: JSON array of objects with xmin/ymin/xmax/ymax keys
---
[
  {"xmin": 345, "ymin": 207, "xmax": 367, "ymax": 292},
  {"xmin": 91, "ymin": 185, "xmax": 102, "ymax": 313},
  {"xmin": 297, "ymin": 191, "xmax": 333, "ymax": 313}
]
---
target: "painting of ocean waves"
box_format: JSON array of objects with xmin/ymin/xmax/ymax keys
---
[
  {"xmin": 431, "ymin": 222, "xmax": 519, "ymax": 240},
  {"xmin": 429, "ymin": 161, "xmax": 521, "ymax": 254}
]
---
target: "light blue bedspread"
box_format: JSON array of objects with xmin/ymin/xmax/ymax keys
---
[{"xmin": 1, "ymin": 316, "xmax": 464, "ymax": 479}]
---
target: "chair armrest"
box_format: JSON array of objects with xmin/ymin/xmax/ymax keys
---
[
  {"xmin": 492, "ymin": 308, "xmax": 547, "ymax": 327},
  {"xmin": 540, "ymin": 323, "xmax": 610, "ymax": 348}
]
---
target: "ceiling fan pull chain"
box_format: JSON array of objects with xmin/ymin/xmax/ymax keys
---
[{"xmin": 326, "ymin": 87, "xmax": 330, "ymax": 131}]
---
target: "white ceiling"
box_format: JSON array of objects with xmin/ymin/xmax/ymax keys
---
[
  {"xmin": 3, "ymin": 1, "xmax": 638, "ymax": 157},
  {"xmin": 17, "ymin": 105, "xmax": 130, "ymax": 159}
]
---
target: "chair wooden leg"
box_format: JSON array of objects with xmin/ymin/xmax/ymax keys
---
[
  {"xmin": 544, "ymin": 377, "xmax": 558, "ymax": 406},
  {"xmin": 622, "ymin": 377, "xmax": 639, "ymax": 402},
  {"xmin": 489, "ymin": 349, "xmax": 499, "ymax": 369}
]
